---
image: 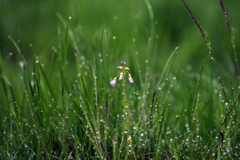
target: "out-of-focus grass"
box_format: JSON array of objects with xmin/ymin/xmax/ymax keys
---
[
  {"xmin": 0, "ymin": 0, "xmax": 240, "ymax": 159},
  {"xmin": 1, "ymin": 0, "xmax": 240, "ymax": 68}
]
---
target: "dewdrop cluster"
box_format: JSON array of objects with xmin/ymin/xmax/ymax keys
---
[{"xmin": 110, "ymin": 61, "xmax": 134, "ymax": 87}]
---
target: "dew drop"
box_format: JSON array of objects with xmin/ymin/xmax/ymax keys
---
[
  {"xmin": 19, "ymin": 61, "xmax": 24, "ymax": 69},
  {"xmin": 186, "ymin": 65, "xmax": 192, "ymax": 71}
]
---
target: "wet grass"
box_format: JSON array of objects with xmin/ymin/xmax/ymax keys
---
[{"xmin": 0, "ymin": 0, "xmax": 240, "ymax": 159}]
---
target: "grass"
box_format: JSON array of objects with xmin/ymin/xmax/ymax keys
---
[{"xmin": 0, "ymin": 0, "xmax": 240, "ymax": 159}]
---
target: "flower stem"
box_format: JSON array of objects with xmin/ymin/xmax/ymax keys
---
[
  {"xmin": 122, "ymin": 67, "xmax": 129, "ymax": 133},
  {"xmin": 122, "ymin": 67, "xmax": 127, "ymax": 106}
]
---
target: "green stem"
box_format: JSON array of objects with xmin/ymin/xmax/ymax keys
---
[
  {"xmin": 118, "ymin": 67, "xmax": 130, "ymax": 159},
  {"xmin": 122, "ymin": 68, "xmax": 129, "ymax": 133},
  {"xmin": 122, "ymin": 68, "xmax": 127, "ymax": 106}
]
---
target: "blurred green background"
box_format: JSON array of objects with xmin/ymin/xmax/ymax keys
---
[{"xmin": 1, "ymin": 0, "xmax": 240, "ymax": 73}]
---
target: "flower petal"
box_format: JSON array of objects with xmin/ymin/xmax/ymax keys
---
[
  {"xmin": 128, "ymin": 74, "xmax": 134, "ymax": 83},
  {"xmin": 110, "ymin": 78, "xmax": 117, "ymax": 87},
  {"xmin": 120, "ymin": 61, "xmax": 126, "ymax": 66},
  {"xmin": 117, "ymin": 66, "xmax": 123, "ymax": 69},
  {"xmin": 119, "ymin": 72, "xmax": 123, "ymax": 81}
]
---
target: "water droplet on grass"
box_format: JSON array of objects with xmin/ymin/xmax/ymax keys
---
[
  {"xmin": 19, "ymin": 61, "xmax": 24, "ymax": 69},
  {"xmin": 186, "ymin": 65, "xmax": 192, "ymax": 71}
]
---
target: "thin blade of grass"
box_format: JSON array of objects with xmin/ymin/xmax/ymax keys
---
[{"xmin": 157, "ymin": 46, "xmax": 179, "ymax": 89}]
